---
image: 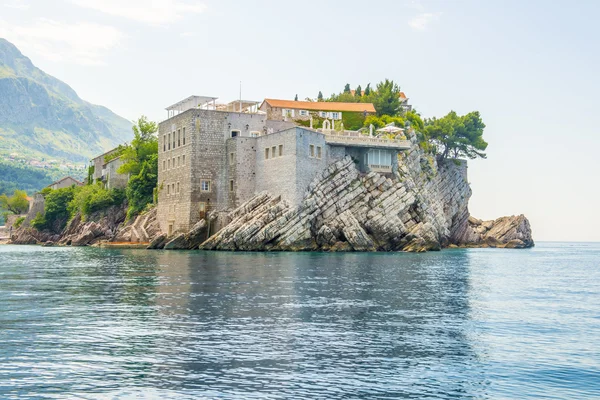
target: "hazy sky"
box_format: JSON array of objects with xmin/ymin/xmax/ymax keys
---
[{"xmin": 1, "ymin": 0, "xmax": 599, "ymax": 242}]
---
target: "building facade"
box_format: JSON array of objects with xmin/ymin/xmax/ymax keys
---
[
  {"xmin": 157, "ymin": 96, "xmax": 410, "ymax": 237},
  {"xmin": 90, "ymin": 148, "xmax": 129, "ymax": 189}
]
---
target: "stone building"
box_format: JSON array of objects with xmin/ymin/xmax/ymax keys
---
[
  {"xmin": 259, "ymin": 99, "xmax": 376, "ymax": 124},
  {"xmin": 90, "ymin": 148, "xmax": 129, "ymax": 189},
  {"xmin": 47, "ymin": 176, "xmax": 84, "ymax": 190},
  {"xmin": 157, "ymin": 95, "xmax": 411, "ymax": 237}
]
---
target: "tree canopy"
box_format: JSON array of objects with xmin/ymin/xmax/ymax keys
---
[
  {"xmin": 372, "ymin": 79, "xmax": 401, "ymax": 117},
  {"xmin": 0, "ymin": 190, "xmax": 29, "ymax": 215},
  {"xmin": 118, "ymin": 116, "xmax": 158, "ymax": 176},
  {"xmin": 424, "ymin": 111, "xmax": 487, "ymax": 161}
]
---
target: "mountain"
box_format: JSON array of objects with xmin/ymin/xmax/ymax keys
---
[{"xmin": 0, "ymin": 38, "xmax": 133, "ymax": 163}]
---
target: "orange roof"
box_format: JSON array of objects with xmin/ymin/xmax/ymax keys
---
[
  {"xmin": 399, "ymin": 92, "xmax": 407, "ymax": 100},
  {"xmin": 262, "ymin": 99, "xmax": 376, "ymax": 113}
]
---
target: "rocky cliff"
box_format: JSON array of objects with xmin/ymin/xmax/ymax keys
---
[{"xmin": 199, "ymin": 131, "xmax": 533, "ymax": 252}]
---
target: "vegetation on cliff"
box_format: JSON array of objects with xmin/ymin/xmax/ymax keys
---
[{"xmin": 29, "ymin": 116, "xmax": 159, "ymax": 233}]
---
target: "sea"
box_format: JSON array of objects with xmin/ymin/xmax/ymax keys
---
[{"xmin": 0, "ymin": 242, "xmax": 598, "ymax": 399}]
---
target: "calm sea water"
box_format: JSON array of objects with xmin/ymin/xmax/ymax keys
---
[{"xmin": 0, "ymin": 243, "xmax": 599, "ymax": 399}]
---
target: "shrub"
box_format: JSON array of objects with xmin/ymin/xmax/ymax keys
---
[
  {"xmin": 68, "ymin": 184, "xmax": 126, "ymax": 220},
  {"xmin": 13, "ymin": 216, "xmax": 25, "ymax": 228}
]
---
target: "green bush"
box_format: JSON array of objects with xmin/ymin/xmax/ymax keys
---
[
  {"xmin": 68, "ymin": 184, "xmax": 126, "ymax": 220},
  {"xmin": 126, "ymin": 154, "xmax": 157, "ymax": 219},
  {"xmin": 35, "ymin": 186, "xmax": 76, "ymax": 232},
  {"xmin": 13, "ymin": 216, "xmax": 25, "ymax": 228}
]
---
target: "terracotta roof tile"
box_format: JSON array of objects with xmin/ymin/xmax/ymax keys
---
[{"xmin": 262, "ymin": 99, "xmax": 376, "ymax": 113}]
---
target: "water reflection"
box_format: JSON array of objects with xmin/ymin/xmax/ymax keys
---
[{"xmin": 4, "ymin": 245, "xmax": 598, "ymax": 398}]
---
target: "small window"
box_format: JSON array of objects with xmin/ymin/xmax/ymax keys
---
[
  {"xmin": 172, "ymin": 158, "xmax": 175, "ymax": 168},
  {"xmin": 168, "ymin": 159, "xmax": 171, "ymax": 169},
  {"xmin": 177, "ymin": 156, "xmax": 180, "ymax": 167},
  {"xmin": 271, "ymin": 146, "xmax": 276, "ymax": 157},
  {"xmin": 265, "ymin": 148, "xmax": 269, "ymax": 159},
  {"xmin": 182, "ymin": 127, "xmax": 186, "ymax": 145},
  {"xmin": 172, "ymin": 132, "xmax": 175, "ymax": 149},
  {"xmin": 177, "ymin": 182, "xmax": 180, "ymax": 193},
  {"xmin": 299, "ymin": 110, "xmax": 308, "ymax": 116},
  {"xmin": 278, "ymin": 145, "xmax": 283, "ymax": 157},
  {"xmin": 163, "ymin": 135, "xmax": 166, "ymax": 152},
  {"xmin": 332, "ymin": 112, "xmax": 339, "ymax": 120},
  {"xmin": 229, "ymin": 180, "xmax": 234, "ymax": 192},
  {"xmin": 317, "ymin": 146, "xmax": 322, "ymax": 159},
  {"xmin": 250, "ymin": 131, "xmax": 260, "ymax": 137},
  {"xmin": 167, "ymin": 184, "xmax": 170, "ymax": 195},
  {"xmin": 229, "ymin": 152, "xmax": 235, "ymax": 165},
  {"xmin": 168, "ymin": 133, "xmax": 171, "ymax": 150},
  {"xmin": 231, "ymin": 130, "xmax": 240, "ymax": 138},
  {"xmin": 163, "ymin": 160, "xmax": 166, "ymax": 171},
  {"xmin": 319, "ymin": 111, "xmax": 327, "ymax": 118},
  {"xmin": 177, "ymin": 129, "xmax": 181, "ymax": 147},
  {"xmin": 201, "ymin": 180, "xmax": 211, "ymax": 192},
  {"xmin": 172, "ymin": 183, "xmax": 175, "ymax": 194},
  {"xmin": 309, "ymin": 144, "xmax": 315, "ymax": 158},
  {"xmin": 182, "ymin": 155, "xmax": 186, "ymax": 165}
]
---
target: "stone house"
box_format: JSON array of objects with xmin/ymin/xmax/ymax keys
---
[
  {"xmin": 90, "ymin": 148, "xmax": 129, "ymax": 189},
  {"xmin": 47, "ymin": 176, "xmax": 84, "ymax": 190},
  {"xmin": 259, "ymin": 99, "xmax": 376, "ymax": 126},
  {"xmin": 157, "ymin": 95, "xmax": 410, "ymax": 237}
]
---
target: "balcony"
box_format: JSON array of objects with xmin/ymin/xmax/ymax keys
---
[{"xmin": 319, "ymin": 129, "xmax": 411, "ymax": 150}]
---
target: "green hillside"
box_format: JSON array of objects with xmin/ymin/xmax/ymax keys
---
[{"xmin": 0, "ymin": 38, "xmax": 133, "ymax": 164}]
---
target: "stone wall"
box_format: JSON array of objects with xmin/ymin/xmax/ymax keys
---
[
  {"xmin": 105, "ymin": 157, "xmax": 128, "ymax": 189},
  {"xmin": 157, "ymin": 109, "xmax": 266, "ymax": 235}
]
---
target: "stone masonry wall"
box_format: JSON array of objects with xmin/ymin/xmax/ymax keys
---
[{"xmin": 157, "ymin": 109, "xmax": 266, "ymax": 235}]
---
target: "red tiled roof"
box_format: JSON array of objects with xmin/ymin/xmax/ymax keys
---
[{"xmin": 262, "ymin": 99, "xmax": 376, "ymax": 113}]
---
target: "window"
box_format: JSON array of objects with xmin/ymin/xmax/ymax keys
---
[
  {"xmin": 366, "ymin": 149, "xmax": 392, "ymax": 166},
  {"xmin": 271, "ymin": 146, "xmax": 276, "ymax": 158},
  {"xmin": 172, "ymin": 132, "xmax": 176, "ymax": 149},
  {"xmin": 167, "ymin": 184, "xmax": 170, "ymax": 195},
  {"xmin": 172, "ymin": 183, "xmax": 175, "ymax": 194},
  {"xmin": 309, "ymin": 144, "xmax": 315, "ymax": 158},
  {"xmin": 177, "ymin": 182, "xmax": 180, "ymax": 193},
  {"xmin": 278, "ymin": 145, "xmax": 283, "ymax": 157},
  {"xmin": 229, "ymin": 152, "xmax": 235, "ymax": 165},
  {"xmin": 163, "ymin": 135, "xmax": 166, "ymax": 152},
  {"xmin": 299, "ymin": 110, "xmax": 308, "ymax": 116},
  {"xmin": 317, "ymin": 146, "xmax": 322, "ymax": 159},
  {"xmin": 182, "ymin": 155, "xmax": 186, "ymax": 165},
  {"xmin": 201, "ymin": 180, "xmax": 211, "ymax": 192},
  {"xmin": 168, "ymin": 159, "xmax": 171, "ymax": 169},
  {"xmin": 229, "ymin": 180, "xmax": 234, "ymax": 192},
  {"xmin": 177, "ymin": 156, "xmax": 180, "ymax": 167},
  {"xmin": 198, "ymin": 202, "xmax": 206, "ymax": 219},
  {"xmin": 332, "ymin": 112, "xmax": 339, "ymax": 120},
  {"xmin": 172, "ymin": 158, "xmax": 175, "ymax": 168},
  {"xmin": 265, "ymin": 148, "xmax": 270, "ymax": 159},
  {"xmin": 163, "ymin": 160, "xmax": 166, "ymax": 171},
  {"xmin": 182, "ymin": 127, "xmax": 186, "ymax": 145},
  {"xmin": 231, "ymin": 130, "xmax": 240, "ymax": 138},
  {"xmin": 177, "ymin": 129, "xmax": 181, "ymax": 147},
  {"xmin": 319, "ymin": 111, "xmax": 327, "ymax": 118},
  {"xmin": 250, "ymin": 131, "xmax": 260, "ymax": 138},
  {"xmin": 168, "ymin": 133, "xmax": 171, "ymax": 150},
  {"xmin": 282, "ymin": 109, "xmax": 294, "ymax": 117}
]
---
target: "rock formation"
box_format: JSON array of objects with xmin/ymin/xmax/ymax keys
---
[{"xmin": 200, "ymin": 131, "xmax": 533, "ymax": 252}]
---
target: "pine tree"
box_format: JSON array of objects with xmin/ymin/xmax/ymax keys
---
[
  {"xmin": 343, "ymin": 83, "xmax": 351, "ymax": 93},
  {"xmin": 364, "ymin": 83, "xmax": 371, "ymax": 96},
  {"xmin": 355, "ymin": 85, "xmax": 362, "ymax": 97},
  {"xmin": 294, "ymin": 94, "xmax": 298, "ymax": 101},
  {"xmin": 318, "ymin": 91, "xmax": 323, "ymax": 101}
]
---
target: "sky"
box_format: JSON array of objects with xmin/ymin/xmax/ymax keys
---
[{"xmin": 1, "ymin": 0, "xmax": 599, "ymax": 242}]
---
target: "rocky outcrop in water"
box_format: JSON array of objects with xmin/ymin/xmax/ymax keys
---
[
  {"xmin": 451, "ymin": 215, "xmax": 534, "ymax": 248},
  {"xmin": 199, "ymin": 131, "xmax": 533, "ymax": 252}
]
